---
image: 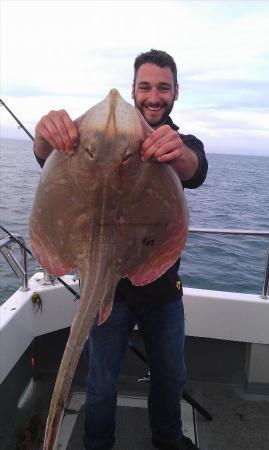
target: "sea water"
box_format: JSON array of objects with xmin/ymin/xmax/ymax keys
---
[{"xmin": 0, "ymin": 138, "xmax": 268, "ymax": 304}]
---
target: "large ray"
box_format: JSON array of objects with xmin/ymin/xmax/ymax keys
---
[{"xmin": 29, "ymin": 89, "xmax": 189, "ymax": 449}]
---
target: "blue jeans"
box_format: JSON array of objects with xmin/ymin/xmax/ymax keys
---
[{"xmin": 83, "ymin": 298, "xmax": 186, "ymax": 450}]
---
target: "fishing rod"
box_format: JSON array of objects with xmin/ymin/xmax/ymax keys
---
[
  {"xmin": 0, "ymin": 98, "xmax": 34, "ymax": 141},
  {"xmin": 0, "ymin": 100, "xmax": 80, "ymax": 301}
]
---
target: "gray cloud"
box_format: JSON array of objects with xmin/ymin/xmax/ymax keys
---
[{"xmin": 181, "ymin": 77, "xmax": 269, "ymax": 110}]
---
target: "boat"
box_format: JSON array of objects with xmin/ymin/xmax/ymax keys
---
[
  {"xmin": 1, "ymin": 98, "xmax": 269, "ymax": 449},
  {"xmin": 0, "ymin": 227, "xmax": 269, "ymax": 450}
]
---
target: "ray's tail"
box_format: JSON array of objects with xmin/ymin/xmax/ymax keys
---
[{"xmin": 43, "ymin": 270, "xmax": 117, "ymax": 450}]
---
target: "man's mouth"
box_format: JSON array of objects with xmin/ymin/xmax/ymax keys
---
[{"xmin": 144, "ymin": 104, "xmax": 164, "ymax": 112}]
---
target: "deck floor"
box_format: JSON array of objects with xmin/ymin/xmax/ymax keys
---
[
  {"xmin": 62, "ymin": 393, "xmax": 197, "ymax": 450},
  {"xmin": 2, "ymin": 379, "xmax": 269, "ymax": 449},
  {"xmin": 62, "ymin": 382, "xmax": 269, "ymax": 450},
  {"xmin": 192, "ymin": 382, "xmax": 269, "ymax": 450}
]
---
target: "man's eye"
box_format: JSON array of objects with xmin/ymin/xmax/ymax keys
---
[{"xmin": 159, "ymin": 86, "xmax": 170, "ymax": 92}]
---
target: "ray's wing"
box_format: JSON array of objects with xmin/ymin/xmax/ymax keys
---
[
  {"xmin": 29, "ymin": 154, "xmax": 94, "ymax": 276},
  {"xmin": 112, "ymin": 160, "xmax": 189, "ymax": 286}
]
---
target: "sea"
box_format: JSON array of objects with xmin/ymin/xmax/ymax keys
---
[{"xmin": 0, "ymin": 137, "xmax": 268, "ymax": 305}]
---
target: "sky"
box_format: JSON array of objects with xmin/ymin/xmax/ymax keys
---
[{"xmin": 1, "ymin": 0, "xmax": 269, "ymax": 156}]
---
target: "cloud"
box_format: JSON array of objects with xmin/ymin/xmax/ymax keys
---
[
  {"xmin": 1, "ymin": 0, "xmax": 269, "ymax": 155},
  {"xmin": 180, "ymin": 78, "xmax": 269, "ymax": 110}
]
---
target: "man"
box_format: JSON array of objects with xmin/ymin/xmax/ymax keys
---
[{"xmin": 34, "ymin": 49, "xmax": 208, "ymax": 450}]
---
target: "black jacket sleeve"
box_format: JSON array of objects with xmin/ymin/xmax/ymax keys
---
[
  {"xmin": 34, "ymin": 146, "xmax": 46, "ymax": 168},
  {"xmin": 179, "ymin": 133, "xmax": 208, "ymax": 189}
]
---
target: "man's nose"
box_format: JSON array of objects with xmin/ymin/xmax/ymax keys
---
[{"xmin": 147, "ymin": 88, "xmax": 161, "ymax": 104}]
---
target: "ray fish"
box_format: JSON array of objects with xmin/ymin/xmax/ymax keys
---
[{"xmin": 29, "ymin": 89, "xmax": 189, "ymax": 449}]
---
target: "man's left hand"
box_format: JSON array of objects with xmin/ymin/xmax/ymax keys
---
[{"xmin": 141, "ymin": 125, "xmax": 184, "ymax": 163}]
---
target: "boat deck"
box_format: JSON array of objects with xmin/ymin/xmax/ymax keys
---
[
  {"xmin": 62, "ymin": 380, "xmax": 269, "ymax": 450},
  {"xmin": 64, "ymin": 391, "xmax": 197, "ymax": 450},
  {"xmin": 2, "ymin": 374, "xmax": 269, "ymax": 450},
  {"xmin": 1, "ymin": 272, "xmax": 269, "ymax": 449}
]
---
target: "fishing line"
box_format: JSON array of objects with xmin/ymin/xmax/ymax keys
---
[{"xmin": 0, "ymin": 101, "xmax": 80, "ymax": 301}]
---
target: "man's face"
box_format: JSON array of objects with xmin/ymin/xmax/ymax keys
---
[{"xmin": 132, "ymin": 63, "xmax": 178, "ymax": 128}]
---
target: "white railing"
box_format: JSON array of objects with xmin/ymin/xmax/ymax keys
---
[
  {"xmin": 188, "ymin": 227, "xmax": 269, "ymax": 299},
  {"xmin": 1, "ymin": 228, "xmax": 268, "ymax": 299}
]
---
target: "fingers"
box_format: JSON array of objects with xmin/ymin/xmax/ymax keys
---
[
  {"xmin": 141, "ymin": 125, "xmax": 183, "ymax": 163},
  {"xmin": 35, "ymin": 110, "xmax": 78, "ymax": 154},
  {"xmin": 156, "ymin": 148, "xmax": 180, "ymax": 163},
  {"xmin": 142, "ymin": 125, "xmax": 169, "ymax": 153}
]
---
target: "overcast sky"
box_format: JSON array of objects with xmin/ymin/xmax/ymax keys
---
[{"xmin": 1, "ymin": 0, "xmax": 269, "ymax": 155}]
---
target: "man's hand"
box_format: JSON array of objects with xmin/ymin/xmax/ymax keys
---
[
  {"xmin": 35, "ymin": 110, "xmax": 79, "ymax": 157},
  {"xmin": 141, "ymin": 125, "xmax": 184, "ymax": 163},
  {"xmin": 141, "ymin": 124, "xmax": 198, "ymax": 181}
]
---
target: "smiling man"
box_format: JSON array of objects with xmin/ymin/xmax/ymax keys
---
[
  {"xmin": 133, "ymin": 63, "xmax": 177, "ymax": 127},
  {"xmin": 132, "ymin": 52, "xmax": 203, "ymax": 187},
  {"xmin": 34, "ymin": 49, "xmax": 208, "ymax": 450}
]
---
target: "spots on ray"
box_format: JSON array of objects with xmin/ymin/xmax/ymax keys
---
[{"xmin": 58, "ymin": 179, "xmax": 68, "ymax": 185}]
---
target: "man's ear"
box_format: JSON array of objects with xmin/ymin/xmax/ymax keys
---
[
  {"xmin": 175, "ymin": 84, "xmax": 179, "ymax": 101},
  {"xmin": 131, "ymin": 83, "xmax": 135, "ymax": 99}
]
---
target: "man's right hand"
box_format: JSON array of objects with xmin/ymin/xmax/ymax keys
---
[{"xmin": 34, "ymin": 110, "xmax": 79, "ymax": 158}]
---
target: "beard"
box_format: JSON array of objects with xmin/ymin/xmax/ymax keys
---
[{"xmin": 133, "ymin": 97, "xmax": 176, "ymax": 128}]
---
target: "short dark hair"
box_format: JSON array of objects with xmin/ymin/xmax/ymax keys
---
[{"xmin": 134, "ymin": 49, "xmax": 178, "ymax": 86}]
